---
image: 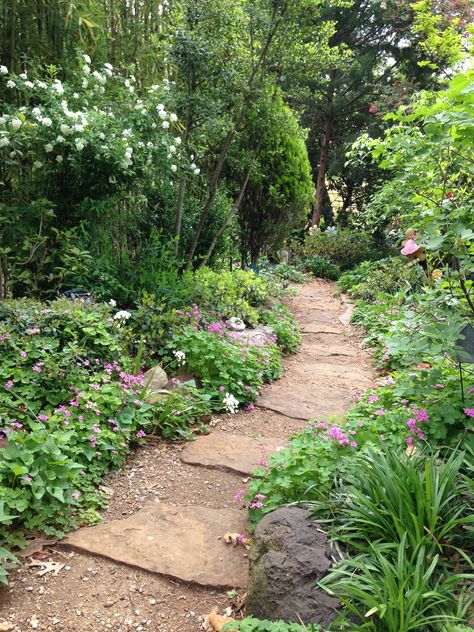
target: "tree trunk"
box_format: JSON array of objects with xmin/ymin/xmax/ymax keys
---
[
  {"xmin": 173, "ymin": 175, "xmax": 187, "ymax": 256},
  {"xmin": 312, "ymin": 114, "xmax": 332, "ymax": 227},
  {"xmin": 198, "ymin": 151, "xmax": 257, "ymax": 268}
]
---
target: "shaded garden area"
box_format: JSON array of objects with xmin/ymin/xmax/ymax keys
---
[{"xmin": 0, "ymin": 0, "xmax": 473, "ymax": 630}]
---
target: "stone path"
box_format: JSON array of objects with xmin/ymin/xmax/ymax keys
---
[
  {"xmin": 2, "ymin": 281, "xmax": 375, "ymax": 632},
  {"xmin": 62, "ymin": 282, "xmax": 375, "ymax": 589}
]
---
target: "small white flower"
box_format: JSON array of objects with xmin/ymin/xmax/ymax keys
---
[
  {"xmin": 175, "ymin": 137, "xmax": 182, "ymax": 146},
  {"xmin": 0, "ymin": 137, "xmax": 10, "ymax": 148},
  {"xmin": 36, "ymin": 80, "xmax": 47, "ymax": 89},
  {"xmin": 74, "ymin": 123, "xmax": 84, "ymax": 133},
  {"xmin": 157, "ymin": 103, "xmax": 165, "ymax": 111},
  {"xmin": 56, "ymin": 155, "xmax": 63, "ymax": 163},
  {"xmin": 82, "ymin": 78, "xmax": 88, "ymax": 89},
  {"xmin": 32, "ymin": 107, "xmax": 42, "ymax": 118},
  {"xmin": 19, "ymin": 72, "xmax": 27, "ymax": 80},
  {"xmin": 158, "ymin": 109, "xmax": 167, "ymax": 120},
  {"xmin": 24, "ymin": 80, "xmax": 34, "ymax": 89},
  {"xmin": 11, "ymin": 118, "xmax": 22, "ymax": 130},
  {"xmin": 6, "ymin": 80, "xmax": 16, "ymax": 89},
  {"xmin": 169, "ymin": 145, "xmax": 176, "ymax": 154},
  {"xmin": 53, "ymin": 81, "xmax": 64, "ymax": 95},
  {"xmin": 56, "ymin": 135, "xmax": 65, "ymax": 143},
  {"xmin": 33, "ymin": 160, "xmax": 43, "ymax": 169},
  {"xmin": 42, "ymin": 117, "xmax": 52, "ymax": 127},
  {"xmin": 169, "ymin": 113, "xmax": 178, "ymax": 122},
  {"xmin": 223, "ymin": 393, "xmax": 239, "ymax": 414},
  {"xmin": 162, "ymin": 120, "xmax": 170, "ymax": 129},
  {"xmin": 0, "ymin": 65, "xmax": 8, "ymax": 75},
  {"xmin": 83, "ymin": 54, "xmax": 91, "ymax": 64},
  {"xmin": 45, "ymin": 143, "xmax": 53, "ymax": 153},
  {"xmin": 108, "ymin": 299, "xmax": 117, "ymax": 307},
  {"xmin": 194, "ymin": 167, "xmax": 200, "ymax": 175},
  {"xmin": 173, "ymin": 350, "xmax": 186, "ymax": 366},
  {"xmin": 104, "ymin": 62, "xmax": 113, "ymax": 71},
  {"xmin": 170, "ymin": 164, "xmax": 177, "ymax": 172},
  {"xmin": 75, "ymin": 139, "xmax": 85, "ymax": 151},
  {"xmin": 60, "ymin": 124, "xmax": 71, "ymax": 135},
  {"xmin": 114, "ymin": 310, "xmax": 131, "ymax": 320}
]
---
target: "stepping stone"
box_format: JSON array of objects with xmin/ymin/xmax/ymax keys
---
[
  {"xmin": 291, "ymin": 362, "xmax": 373, "ymax": 388},
  {"xmin": 301, "ymin": 343, "xmax": 358, "ymax": 359},
  {"xmin": 298, "ymin": 311, "xmax": 338, "ymax": 324},
  {"xmin": 257, "ymin": 385, "xmax": 354, "ymax": 420},
  {"xmin": 339, "ymin": 304, "xmax": 354, "ymax": 326},
  {"xmin": 301, "ymin": 323, "xmax": 342, "ymax": 335},
  {"xmin": 64, "ymin": 503, "xmax": 248, "ymax": 588},
  {"xmin": 181, "ymin": 432, "xmax": 287, "ymax": 475}
]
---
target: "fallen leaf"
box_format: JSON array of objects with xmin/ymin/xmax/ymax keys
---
[
  {"xmin": 0, "ymin": 622, "xmax": 14, "ymax": 631},
  {"xmin": 28, "ymin": 559, "xmax": 65, "ymax": 576},
  {"xmin": 203, "ymin": 609, "xmax": 237, "ymax": 631},
  {"xmin": 98, "ymin": 485, "xmax": 115, "ymax": 496}
]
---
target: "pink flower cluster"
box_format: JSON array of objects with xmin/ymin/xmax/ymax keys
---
[
  {"xmin": 320, "ymin": 424, "xmax": 358, "ymax": 448},
  {"xmin": 407, "ymin": 407, "xmax": 429, "ymax": 442}
]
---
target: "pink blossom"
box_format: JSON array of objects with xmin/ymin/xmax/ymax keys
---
[
  {"xmin": 71, "ymin": 491, "xmax": 80, "ymax": 500},
  {"xmin": 247, "ymin": 404, "xmax": 255, "ymax": 411},
  {"xmin": 24, "ymin": 475, "xmax": 32, "ymax": 483},
  {"xmin": 374, "ymin": 409, "xmax": 386, "ymax": 416},
  {"xmin": 233, "ymin": 489, "xmax": 246, "ymax": 502},
  {"xmin": 464, "ymin": 408, "xmax": 474, "ymax": 417},
  {"xmin": 20, "ymin": 351, "xmax": 27, "ymax": 358},
  {"xmin": 38, "ymin": 414, "xmax": 49, "ymax": 421},
  {"xmin": 4, "ymin": 380, "xmax": 13, "ymax": 390},
  {"xmin": 368, "ymin": 395, "xmax": 379, "ymax": 403},
  {"xmin": 434, "ymin": 383, "xmax": 444, "ymax": 389},
  {"xmin": 406, "ymin": 436, "xmax": 414, "ymax": 447},
  {"xmin": 250, "ymin": 501, "xmax": 263, "ymax": 509},
  {"xmin": 219, "ymin": 386, "xmax": 225, "ymax": 392},
  {"xmin": 136, "ymin": 430, "xmax": 146, "ymax": 438}
]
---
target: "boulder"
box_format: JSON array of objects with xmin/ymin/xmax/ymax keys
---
[
  {"xmin": 246, "ymin": 507, "xmax": 339, "ymax": 628},
  {"xmin": 143, "ymin": 365, "xmax": 168, "ymax": 403},
  {"xmin": 227, "ymin": 317, "xmax": 246, "ymax": 331},
  {"xmin": 239, "ymin": 325, "xmax": 274, "ymax": 346}
]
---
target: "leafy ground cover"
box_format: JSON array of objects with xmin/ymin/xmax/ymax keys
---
[{"xmin": 0, "ymin": 267, "xmax": 299, "ymax": 582}]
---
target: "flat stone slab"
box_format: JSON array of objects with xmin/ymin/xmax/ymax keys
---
[
  {"xmin": 301, "ymin": 343, "xmax": 358, "ymax": 358},
  {"xmin": 257, "ymin": 385, "xmax": 354, "ymax": 420},
  {"xmin": 64, "ymin": 503, "xmax": 248, "ymax": 588},
  {"xmin": 339, "ymin": 304, "xmax": 354, "ymax": 326},
  {"xmin": 301, "ymin": 323, "xmax": 342, "ymax": 335},
  {"xmin": 292, "ymin": 362, "xmax": 373, "ymax": 388},
  {"xmin": 181, "ymin": 432, "xmax": 287, "ymax": 475}
]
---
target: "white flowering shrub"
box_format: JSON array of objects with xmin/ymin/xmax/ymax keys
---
[{"xmin": 0, "ymin": 59, "xmax": 183, "ymax": 187}]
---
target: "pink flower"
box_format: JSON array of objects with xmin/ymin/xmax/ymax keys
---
[
  {"xmin": 350, "ymin": 441, "xmax": 358, "ymax": 447},
  {"xmin": 136, "ymin": 430, "xmax": 146, "ymax": 438},
  {"xmin": 27, "ymin": 327, "xmax": 40, "ymax": 335},
  {"xmin": 249, "ymin": 501, "xmax": 263, "ymax": 509},
  {"xmin": 374, "ymin": 409, "xmax": 386, "ymax": 415},
  {"xmin": 219, "ymin": 386, "xmax": 225, "ymax": 392},
  {"xmin": 379, "ymin": 434, "xmax": 386, "ymax": 441},
  {"xmin": 4, "ymin": 380, "xmax": 13, "ymax": 390},
  {"xmin": 368, "ymin": 395, "xmax": 379, "ymax": 403},
  {"xmin": 20, "ymin": 351, "xmax": 27, "ymax": 358},
  {"xmin": 71, "ymin": 491, "xmax": 80, "ymax": 500},
  {"xmin": 434, "ymin": 384, "xmax": 444, "ymax": 389},
  {"xmin": 32, "ymin": 363, "xmax": 44, "ymax": 373},
  {"xmin": 233, "ymin": 489, "xmax": 246, "ymax": 502},
  {"xmin": 406, "ymin": 436, "xmax": 414, "ymax": 447},
  {"xmin": 246, "ymin": 404, "xmax": 255, "ymax": 411},
  {"xmin": 464, "ymin": 408, "xmax": 474, "ymax": 417},
  {"xmin": 401, "ymin": 239, "xmax": 420, "ymax": 256},
  {"xmin": 24, "ymin": 475, "xmax": 32, "ymax": 483},
  {"xmin": 38, "ymin": 414, "xmax": 49, "ymax": 421}
]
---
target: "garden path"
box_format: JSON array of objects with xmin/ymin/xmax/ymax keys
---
[{"xmin": 0, "ymin": 281, "xmax": 375, "ymax": 632}]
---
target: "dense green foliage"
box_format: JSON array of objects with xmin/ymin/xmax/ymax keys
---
[{"xmin": 223, "ymin": 618, "xmax": 320, "ymax": 631}]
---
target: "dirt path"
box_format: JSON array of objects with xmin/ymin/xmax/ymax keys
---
[{"xmin": 0, "ymin": 281, "xmax": 375, "ymax": 632}]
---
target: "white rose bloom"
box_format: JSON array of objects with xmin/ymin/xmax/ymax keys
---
[
  {"xmin": 170, "ymin": 164, "xmax": 177, "ymax": 173},
  {"xmin": 162, "ymin": 120, "xmax": 170, "ymax": 129},
  {"xmin": 114, "ymin": 310, "xmax": 131, "ymax": 320},
  {"xmin": 169, "ymin": 113, "xmax": 178, "ymax": 122},
  {"xmin": 6, "ymin": 80, "xmax": 16, "ymax": 89},
  {"xmin": 45, "ymin": 143, "xmax": 53, "ymax": 153},
  {"xmin": 0, "ymin": 65, "xmax": 8, "ymax": 75},
  {"xmin": 56, "ymin": 155, "xmax": 63, "ymax": 163},
  {"xmin": 42, "ymin": 117, "xmax": 52, "ymax": 127},
  {"xmin": 158, "ymin": 110, "xmax": 167, "ymax": 120},
  {"xmin": 33, "ymin": 161, "xmax": 43, "ymax": 169},
  {"xmin": 83, "ymin": 54, "xmax": 91, "ymax": 64},
  {"xmin": 0, "ymin": 137, "xmax": 10, "ymax": 148},
  {"xmin": 11, "ymin": 118, "xmax": 22, "ymax": 130}
]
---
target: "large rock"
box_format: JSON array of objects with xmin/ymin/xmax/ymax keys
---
[
  {"xmin": 64, "ymin": 503, "xmax": 248, "ymax": 587},
  {"xmin": 246, "ymin": 507, "xmax": 339, "ymax": 627},
  {"xmin": 143, "ymin": 365, "xmax": 168, "ymax": 403},
  {"xmin": 256, "ymin": 384, "xmax": 353, "ymax": 420}
]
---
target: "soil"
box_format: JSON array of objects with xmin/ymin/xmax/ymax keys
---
[{"xmin": 0, "ymin": 280, "xmax": 375, "ymax": 632}]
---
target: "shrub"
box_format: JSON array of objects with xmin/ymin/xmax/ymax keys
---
[
  {"xmin": 166, "ymin": 325, "xmax": 282, "ymax": 408},
  {"xmin": 300, "ymin": 228, "xmax": 376, "ymax": 270},
  {"xmin": 261, "ymin": 306, "xmax": 301, "ymax": 354},
  {"xmin": 318, "ymin": 449, "xmax": 474, "ymax": 631},
  {"xmin": 303, "ymin": 255, "xmax": 341, "ymax": 280},
  {"xmin": 338, "ymin": 256, "xmax": 425, "ymax": 301}
]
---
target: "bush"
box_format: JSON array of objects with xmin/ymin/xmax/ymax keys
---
[
  {"xmin": 261, "ymin": 306, "xmax": 301, "ymax": 354},
  {"xmin": 318, "ymin": 449, "xmax": 474, "ymax": 631},
  {"xmin": 166, "ymin": 325, "xmax": 282, "ymax": 408},
  {"xmin": 300, "ymin": 228, "xmax": 376, "ymax": 270},
  {"xmin": 303, "ymin": 255, "xmax": 341, "ymax": 280},
  {"xmin": 338, "ymin": 256, "xmax": 425, "ymax": 301}
]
